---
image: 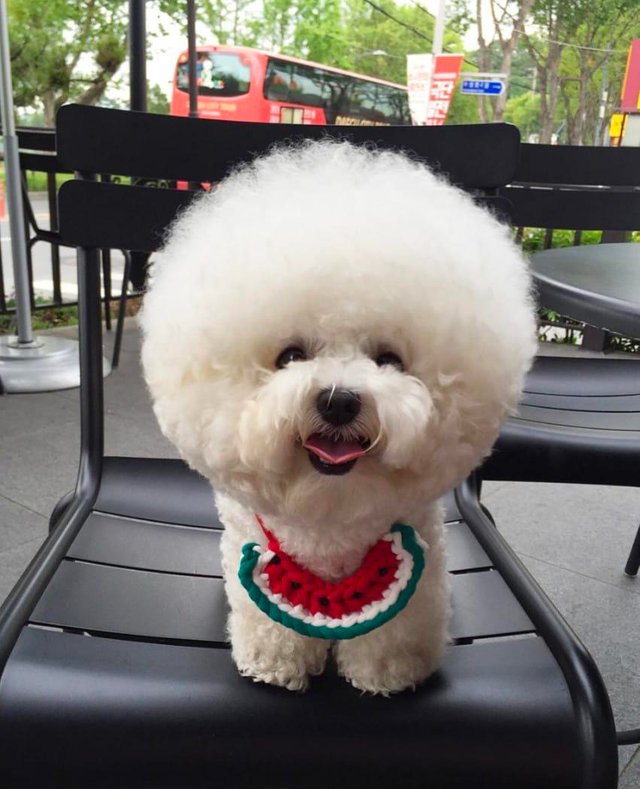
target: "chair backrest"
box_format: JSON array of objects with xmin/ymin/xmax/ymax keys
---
[
  {"xmin": 56, "ymin": 105, "xmax": 519, "ymax": 252},
  {"xmin": 503, "ymin": 142, "xmax": 640, "ymax": 243},
  {"xmin": 0, "ymin": 127, "xmax": 67, "ymax": 314},
  {"xmin": 55, "ymin": 105, "xmax": 521, "ymax": 485},
  {"xmin": 0, "ymin": 125, "xmax": 57, "ymax": 167}
]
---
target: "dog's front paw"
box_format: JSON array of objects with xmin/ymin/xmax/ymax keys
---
[
  {"xmin": 236, "ymin": 656, "xmax": 310, "ymax": 692},
  {"xmin": 232, "ymin": 625, "xmax": 328, "ymax": 692},
  {"xmin": 335, "ymin": 626, "xmax": 446, "ymax": 696},
  {"xmin": 336, "ymin": 646, "xmax": 439, "ymax": 695}
]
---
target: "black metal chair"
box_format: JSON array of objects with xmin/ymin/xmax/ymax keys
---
[
  {"xmin": 0, "ymin": 127, "xmax": 62, "ymax": 316},
  {"xmin": 4, "ymin": 126, "xmax": 131, "ymax": 368},
  {"xmin": 487, "ymin": 143, "xmax": 640, "ymax": 583},
  {"xmin": 0, "ymin": 106, "xmax": 620, "ymax": 787}
]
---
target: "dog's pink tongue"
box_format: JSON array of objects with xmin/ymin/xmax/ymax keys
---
[{"xmin": 304, "ymin": 434, "xmax": 366, "ymax": 465}]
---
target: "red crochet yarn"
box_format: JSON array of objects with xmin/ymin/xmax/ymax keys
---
[{"xmin": 255, "ymin": 515, "xmax": 401, "ymax": 620}]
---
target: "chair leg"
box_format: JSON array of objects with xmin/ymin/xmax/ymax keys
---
[
  {"xmin": 111, "ymin": 251, "xmax": 131, "ymax": 370},
  {"xmin": 624, "ymin": 523, "xmax": 640, "ymax": 577},
  {"xmin": 102, "ymin": 249, "xmax": 112, "ymax": 332}
]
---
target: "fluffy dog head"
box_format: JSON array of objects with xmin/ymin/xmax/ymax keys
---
[{"xmin": 141, "ymin": 141, "xmax": 536, "ymax": 528}]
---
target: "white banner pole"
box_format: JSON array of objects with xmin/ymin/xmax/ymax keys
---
[{"xmin": 424, "ymin": 0, "xmax": 447, "ymax": 125}]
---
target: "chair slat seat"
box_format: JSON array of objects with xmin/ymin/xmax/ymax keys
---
[
  {"xmin": 486, "ymin": 354, "xmax": 640, "ymax": 489},
  {"xmin": 31, "ymin": 560, "xmax": 229, "ymax": 644},
  {"xmin": 68, "ymin": 512, "xmax": 224, "ymax": 574},
  {"xmin": 523, "ymin": 357, "xmax": 640, "ymax": 396},
  {"xmin": 521, "ymin": 391, "xmax": 640, "ymax": 412},
  {"xmin": 516, "ymin": 402, "xmax": 640, "ymax": 430}
]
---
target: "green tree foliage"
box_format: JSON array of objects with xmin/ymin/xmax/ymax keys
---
[
  {"xmin": 454, "ymin": 0, "xmax": 640, "ymax": 142},
  {"xmin": 557, "ymin": 6, "xmax": 640, "ymax": 144},
  {"xmin": 522, "ymin": 0, "xmax": 640, "ymax": 143},
  {"xmin": 251, "ymin": 0, "xmax": 349, "ymax": 65},
  {"xmin": 8, "ymin": 0, "xmax": 128, "ymax": 126},
  {"xmin": 469, "ymin": 0, "xmax": 640, "ymax": 143},
  {"xmin": 147, "ymin": 83, "xmax": 171, "ymax": 115},
  {"xmin": 503, "ymin": 90, "xmax": 540, "ymax": 139}
]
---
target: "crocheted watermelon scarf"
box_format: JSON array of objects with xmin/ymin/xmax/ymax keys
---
[{"xmin": 238, "ymin": 516, "xmax": 427, "ymax": 640}]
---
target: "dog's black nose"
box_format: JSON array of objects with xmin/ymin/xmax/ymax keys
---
[{"xmin": 316, "ymin": 388, "xmax": 361, "ymax": 426}]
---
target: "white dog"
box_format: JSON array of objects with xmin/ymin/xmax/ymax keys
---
[{"xmin": 141, "ymin": 140, "xmax": 536, "ymax": 695}]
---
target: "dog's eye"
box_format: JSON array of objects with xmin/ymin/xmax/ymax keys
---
[
  {"xmin": 375, "ymin": 351, "xmax": 404, "ymax": 371},
  {"xmin": 275, "ymin": 346, "xmax": 307, "ymax": 368}
]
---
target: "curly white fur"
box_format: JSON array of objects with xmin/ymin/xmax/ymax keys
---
[{"xmin": 140, "ymin": 140, "xmax": 536, "ymax": 695}]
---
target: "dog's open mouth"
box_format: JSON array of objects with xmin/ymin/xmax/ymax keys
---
[{"xmin": 303, "ymin": 433, "xmax": 370, "ymax": 476}]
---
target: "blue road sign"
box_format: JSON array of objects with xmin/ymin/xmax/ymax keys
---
[{"xmin": 461, "ymin": 79, "xmax": 504, "ymax": 96}]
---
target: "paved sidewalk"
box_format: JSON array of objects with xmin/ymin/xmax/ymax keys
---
[{"xmin": 1, "ymin": 323, "xmax": 639, "ymax": 784}]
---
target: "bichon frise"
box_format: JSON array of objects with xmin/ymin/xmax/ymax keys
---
[{"xmin": 141, "ymin": 140, "xmax": 536, "ymax": 695}]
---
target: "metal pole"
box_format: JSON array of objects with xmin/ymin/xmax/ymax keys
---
[
  {"xmin": 128, "ymin": 0, "xmax": 147, "ymax": 293},
  {"xmin": 187, "ymin": 0, "xmax": 198, "ymax": 118},
  {"xmin": 0, "ymin": 0, "xmax": 33, "ymax": 344},
  {"xmin": 0, "ymin": 0, "xmax": 110, "ymax": 392},
  {"xmin": 432, "ymin": 0, "xmax": 447, "ymax": 56},
  {"xmin": 129, "ymin": 0, "xmax": 147, "ymax": 111},
  {"xmin": 599, "ymin": 44, "xmax": 611, "ymax": 147},
  {"xmin": 424, "ymin": 0, "xmax": 446, "ymax": 125}
]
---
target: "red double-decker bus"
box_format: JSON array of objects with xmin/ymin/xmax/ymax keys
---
[{"xmin": 170, "ymin": 45, "xmax": 412, "ymax": 126}]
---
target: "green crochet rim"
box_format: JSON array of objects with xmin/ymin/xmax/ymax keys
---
[{"xmin": 238, "ymin": 523, "xmax": 426, "ymax": 640}]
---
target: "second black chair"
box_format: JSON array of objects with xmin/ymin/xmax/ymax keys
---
[{"xmin": 489, "ymin": 143, "xmax": 640, "ymax": 579}]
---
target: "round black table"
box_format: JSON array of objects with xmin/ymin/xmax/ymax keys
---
[{"xmin": 530, "ymin": 242, "xmax": 640, "ymax": 339}]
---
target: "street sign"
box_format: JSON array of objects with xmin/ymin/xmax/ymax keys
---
[{"xmin": 460, "ymin": 78, "xmax": 505, "ymax": 96}]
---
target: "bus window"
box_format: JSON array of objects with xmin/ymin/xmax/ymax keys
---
[
  {"xmin": 350, "ymin": 83, "xmax": 383, "ymax": 122},
  {"xmin": 379, "ymin": 85, "xmax": 412, "ymax": 124},
  {"xmin": 348, "ymin": 82, "xmax": 411, "ymax": 125},
  {"xmin": 176, "ymin": 52, "xmax": 251, "ymax": 97},
  {"xmin": 266, "ymin": 60, "xmax": 327, "ymax": 109},
  {"xmin": 288, "ymin": 64, "xmax": 326, "ymax": 108},
  {"xmin": 265, "ymin": 60, "xmax": 291, "ymax": 101},
  {"xmin": 322, "ymin": 74, "xmax": 350, "ymax": 123}
]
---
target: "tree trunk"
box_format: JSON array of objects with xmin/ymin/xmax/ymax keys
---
[
  {"xmin": 494, "ymin": 48, "xmax": 515, "ymax": 121},
  {"xmin": 493, "ymin": 0, "xmax": 536, "ymax": 121},
  {"xmin": 474, "ymin": 0, "xmax": 535, "ymax": 122},
  {"xmin": 534, "ymin": 41, "xmax": 562, "ymax": 144},
  {"xmin": 475, "ymin": 0, "xmax": 493, "ymax": 122},
  {"xmin": 42, "ymin": 91, "xmax": 59, "ymax": 128},
  {"xmin": 575, "ymin": 70, "xmax": 591, "ymax": 144}
]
